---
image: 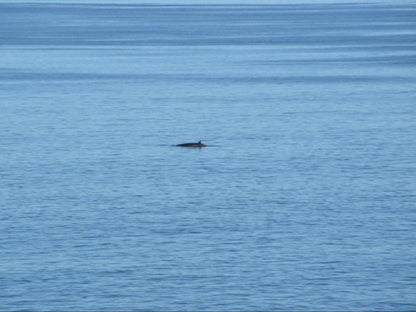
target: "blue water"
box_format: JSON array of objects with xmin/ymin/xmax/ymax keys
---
[{"xmin": 1, "ymin": 2, "xmax": 416, "ymax": 311}]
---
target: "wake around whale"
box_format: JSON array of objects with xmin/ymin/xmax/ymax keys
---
[{"xmin": 176, "ymin": 140, "xmax": 207, "ymax": 147}]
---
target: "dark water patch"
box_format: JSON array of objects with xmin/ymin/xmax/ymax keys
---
[
  {"xmin": 249, "ymin": 54, "xmax": 416, "ymax": 66},
  {"xmin": 1, "ymin": 71, "xmax": 414, "ymax": 85},
  {"xmin": 2, "ymin": 34, "xmax": 416, "ymax": 48}
]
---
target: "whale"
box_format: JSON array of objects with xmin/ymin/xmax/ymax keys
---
[{"xmin": 176, "ymin": 140, "xmax": 207, "ymax": 147}]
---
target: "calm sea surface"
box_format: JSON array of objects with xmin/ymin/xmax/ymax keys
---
[{"xmin": 1, "ymin": 2, "xmax": 415, "ymax": 311}]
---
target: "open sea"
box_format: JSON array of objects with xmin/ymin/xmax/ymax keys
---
[{"xmin": 1, "ymin": 1, "xmax": 415, "ymax": 311}]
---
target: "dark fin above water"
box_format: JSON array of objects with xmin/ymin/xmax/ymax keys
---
[{"xmin": 176, "ymin": 140, "xmax": 207, "ymax": 147}]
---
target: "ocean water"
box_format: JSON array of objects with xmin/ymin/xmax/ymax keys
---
[{"xmin": 1, "ymin": 2, "xmax": 416, "ymax": 311}]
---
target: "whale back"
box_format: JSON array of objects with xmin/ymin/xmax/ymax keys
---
[{"xmin": 176, "ymin": 141, "xmax": 207, "ymax": 147}]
